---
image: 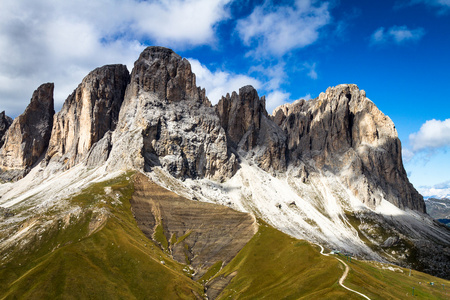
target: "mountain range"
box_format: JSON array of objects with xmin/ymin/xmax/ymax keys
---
[{"xmin": 0, "ymin": 46, "xmax": 449, "ymax": 298}]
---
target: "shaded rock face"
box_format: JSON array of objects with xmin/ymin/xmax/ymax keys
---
[
  {"xmin": 0, "ymin": 111, "xmax": 13, "ymax": 149},
  {"xmin": 130, "ymin": 173, "xmax": 257, "ymax": 280},
  {"xmin": 46, "ymin": 65, "xmax": 129, "ymax": 168},
  {"xmin": 109, "ymin": 47, "xmax": 237, "ymax": 181},
  {"xmin": 273, "ymin": 84, "xmax": 425, "ymax": 212},
  {"xmin": 216, "ymin": 86, "xmax": 287, "ymax": 172},
  {"xmin": 0, "ymin": 83, "xmax": 54, "ymax": 179}
]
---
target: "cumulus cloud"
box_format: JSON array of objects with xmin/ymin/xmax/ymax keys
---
[
  {"xmin": 189, "ymin": 58, "xmax": 298, "ymax": 114},
  {"xmin": 0, "ymin": 0, "xmax": 232, "ymax": 117},
  {"xmin": 236, "ymin": 0, "xmax": 331, "ymax": 57},
  {"xmin": 409, "ymin": 119, "xmax": 450, "ymax": 152},
  {"xmin": 266, "ymin": 90, "xmax": 291, "ymax": 114},
  {"xmin": 370, "ymin": 26, "xmax": 425, "ymax": 45},
  {"xmin": 418, "ymin": 180, "xmax": 450, "ymax": 199},
  {"xmin": 188, "ymin": 58, "xmax": 262, "ymax": 104}
]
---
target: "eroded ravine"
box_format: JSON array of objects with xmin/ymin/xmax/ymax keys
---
[{"xmin": 130, "ymin": 173, "xmax": 258, "ymax": 282}]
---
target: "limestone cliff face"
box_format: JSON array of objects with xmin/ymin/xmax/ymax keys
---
[
  {"xmin": 109, "ymin": 47, "xmax": 236, "ymax": 181},
  {"xmin": 0, "ymin": 83, "xmax": 54, "ymax": 179},
  {"xmin": 216, "ymin": 86, "xmax": 287, "ymax": 172},
  {"xmin": 0, "ymin": 111, "xmax": 13, "ymax": 149},
  {"xmin": 46, "ymin": 65, "xmax": 129, "ymax": 168},
  {"xmin": 273, "ymin": 84, "xmax": 425, "ymax": 212}
]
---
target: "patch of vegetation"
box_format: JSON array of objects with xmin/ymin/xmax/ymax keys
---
[
  {"xmin": 184, "ymin": 243, "xmax": 191, "ymax": 265},
  {"xmin": 154, "ymin": 223, "xmax": 168, "ymax": 250},
  {"xmin": 170, "ymin": 232, "xmax": 177, "ymax": 246},
  {"xmin": 199, "ymin": 261, "xmax": 223, "ymax": 284},
  {"xmin": 176, "ymin": 230, "xmax": 192, "ymax": 244}
]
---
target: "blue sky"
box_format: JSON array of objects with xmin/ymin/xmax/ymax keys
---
[{"xmin": 0, "ymin": 0, "xmax": 449, "ymax": 197}]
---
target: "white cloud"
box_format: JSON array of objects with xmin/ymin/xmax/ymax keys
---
[
  {"xmin": 370, "ymin": 26, "xmax": 425, "ymax": 45},
  {"xmin": 236, "ymin": 0, "xmax": 331, "ymax": 57},
  {"xmin": 188, "ymin": 58, "xmax": 262, "ymax": 104},
  {"xmin": 132, "ymin": 0, "xmax": 232, "ymax": 46},
  {"xmin": 189, "ymin": 58, "xmax": 295, "ymax": 115},
  {"xmin": 419, "ymin": 181, "xmax": 450, "ymax": 199},
  {"xmin": 0, "ymin": 0, "xmax": 232, "ymax": 117},
  {"xmin": 266, "ymin": 90, "xmax": 291, "ymax": 114},
  {"xmin": 409, "ymin": 119, "xmax": 450, "ymax": 152}
]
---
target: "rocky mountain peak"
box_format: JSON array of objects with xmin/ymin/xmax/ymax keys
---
[
  {"xmin": 0, "ymin": 83, "xmax": 54, "ymax": 180},
  {"xmin": 128, "ymin": 46, "xmax": 208, "ymax": 106},
  {"xmin": 274, "ymin": 84, "xmax": 425, "ymax": 212},
  {"xmin": 0, "ymin": 111, "xmax": 13, "ymax": 149},
  {"xmin": 216, "ymin": 85, "xmax": 287, "ymax": 172},
  {"xmin": 45, "ymin": 64, "xmax": 130, "ymax": 169}
]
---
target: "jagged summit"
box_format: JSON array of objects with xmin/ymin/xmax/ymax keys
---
[
  {"xmin": 129, "ymin": 46, "xmax": 208, "ymax": 105},
  {"xmin": 273, "ymin": 84, "xmax": 425, "ymax": 212},
  {"xmin": 45, "ymin": 64, "xmax": 129, "ymax": 169}
]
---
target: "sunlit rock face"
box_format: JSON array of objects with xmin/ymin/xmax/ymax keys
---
[
  {"xmin": 45, "ymin": 64, "xmax": 130, "ymax": 169},
  {"xmin": 108, "ymin": 46, "xmax": 237, "ymax": 181},
  {"xmin": 0, "ymin": 83, "xmax": 54, "ymax": 180},
  {"xmin": 273, "ymin": 84, "xmax": 425, "ymax": 212}
]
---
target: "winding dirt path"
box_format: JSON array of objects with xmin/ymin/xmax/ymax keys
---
[{"xmin": 317, "ymin": 244, "xmax": 371, "ymax": 300}]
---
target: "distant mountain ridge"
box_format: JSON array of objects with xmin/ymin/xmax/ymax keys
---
[
  {"xmin": 1, "ymin": 46, "xmax": 449, "ymax": 281},
  {"xmin": 425, "ymin": 198, "xmax": 450, "ymax": 225}
]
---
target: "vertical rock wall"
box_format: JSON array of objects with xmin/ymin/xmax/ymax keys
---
[{"xmin": 0, "ymin": 83, "xmax": 54, "ymax": 179}]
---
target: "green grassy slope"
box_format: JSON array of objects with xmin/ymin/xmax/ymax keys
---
[
  {"xmin": 210, "ymin": 222, "xmax": 357, "ymax": 299},
  {"xmin": 0, "ymin": 172, "xmax": 203, "ymax": 299},
  {"xmin": 1, "ymin": 172, "xmax": 449, "ymax": 299},
  {"xmin": 346, "ymin": 258, "xmax": 450, "ymax": 299},
  {"xmin": 209, "ymin": 221, "xmax": 450, "ymax": 299}
]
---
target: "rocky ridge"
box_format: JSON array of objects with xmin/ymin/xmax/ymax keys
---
[
  {"xmin": 45, "ymin": 65, "xmax": 129, "ymax": 170},
  {"xmin": 216, "ymin": 86, "xmax": 287, "ymax": 172},
  {"xmin": 0, "ymin": 47, "xmax": 424, "ymax": 214},
  {"xmin": 273, "ymin": 84, "xmax": 424, "ymax": 212},
  {"xmin": 0, "ymin": 111, "xmax": 13, "ymax": 149},
  {"xmin": 0, "ymin": 83, "xmax": 54, "ymax": 180}
]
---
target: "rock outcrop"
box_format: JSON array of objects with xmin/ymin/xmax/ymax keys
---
[
  {"xmin": 216, "ymin": 86, "xmax": 287, "ymax": 172},
  {"xmin": 0, "ymin": 111, "xmax": 13, "ymax": 149},
  {"xmin": 273, "ymin": 84, "xmax": 425, "ymax": 212},
  {"xmin": 46, "ymin": 65, "xmax": 129, "ymax": 169},
  {"xmin": 109, "ymin": 46, "xmax": 237, "ymax": 181},
  {"xmin": 0, "ymin": 83, "xmax": 54, "ymax": 180}
]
